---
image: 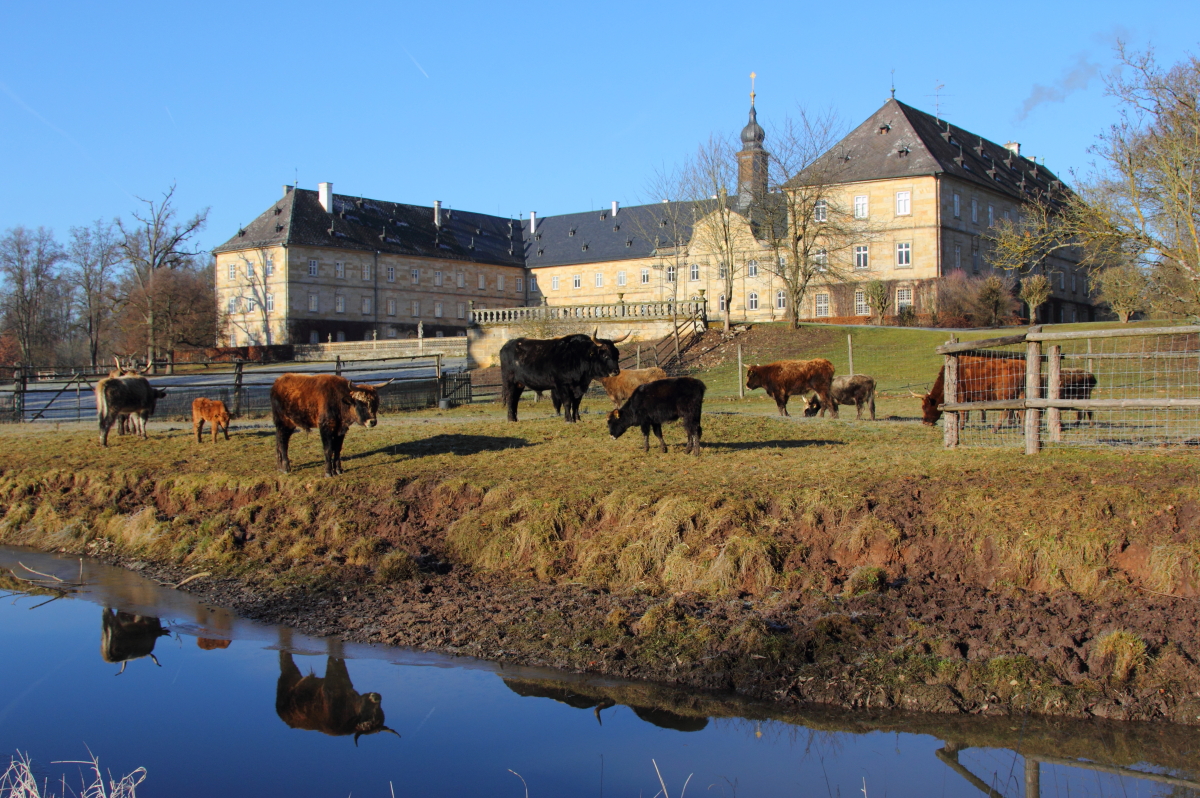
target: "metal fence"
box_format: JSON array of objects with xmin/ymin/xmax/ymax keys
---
[
  {"xmin": 0, "ymin": 354, "xmax": 465, "ymax": 423},
  {"xmin": 936, "ymin": 325, "xmax": 1200, "ymax": 453}
]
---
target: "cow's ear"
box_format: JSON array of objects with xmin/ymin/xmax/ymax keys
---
[{"xmin": 612, "ymin": 410, "xmax": 620, "ymax": 419}]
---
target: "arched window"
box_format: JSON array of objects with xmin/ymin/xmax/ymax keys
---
[
  {"xmin": 747, "ymin": 260, "xmax": 759, "ymax": 277},
  {"xmin": 689, "ymin": 263, "xmax": 699, "ymax": 281},
  {"xmin": 748, "ymin": 292, "xmax": 759, "ymax": 310},
  {"xmin": 776, "ymin": 290, "xmax": 786, "ymax": 309},
  {"xmin": 718, "ymin": 294, "xmax": 727, "ymax": 312}
]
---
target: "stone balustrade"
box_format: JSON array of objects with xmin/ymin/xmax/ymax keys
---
[{"xmin": 471, "ymin": 300, "xmax": 706, "ymax": 326}]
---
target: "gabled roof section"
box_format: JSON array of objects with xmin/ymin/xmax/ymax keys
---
[
  {"xmin": 798, "ymin": 98, "xmax": 1067, "ymax": 203},
  {"xmin": 214, "ymin": 189, "xmax": 528, "ymax": 267},
  {"xmin": 522, "ymin": 201, "xmax": 713, "ymax": 269}
]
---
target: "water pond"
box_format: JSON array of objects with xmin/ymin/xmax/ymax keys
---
[{"xmin": 0, "ymin": 546, "xmax": 1197, "ymax": 797}]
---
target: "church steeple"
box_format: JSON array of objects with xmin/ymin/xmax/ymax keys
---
[{"xmin": 737, "ymin": 73, "xmax": 768, "ymax": 210}]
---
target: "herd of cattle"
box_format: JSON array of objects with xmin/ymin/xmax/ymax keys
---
[{"xmin": 90, "ymin": 333, "xmax": 1097, "ymax": 473}]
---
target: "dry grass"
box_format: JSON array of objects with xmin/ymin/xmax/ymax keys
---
[
  {"xmin": 0, "ymin": 394, "xmax": 1197, "ymax": 600},
  {"xmin": 1092, "ymin": 630, "xmax": 1149, "ymax": 683},
  {"xmin": 0, "ymin": 752, "xmax": 145, "ymax": 798}
]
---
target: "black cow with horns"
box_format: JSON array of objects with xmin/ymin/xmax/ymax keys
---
[{"xmin": 500, "ymin": 330, "xmax": 628, "ymax": 422}]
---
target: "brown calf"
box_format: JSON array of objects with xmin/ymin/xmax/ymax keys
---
[
  {"xmin": 745, "ymin": 359, "xmax": 836, "ymax": 418},
  {"xmin": 598, "ymin": 367, "xmax": 668, "ymax": 407},
  {"xmin": 918, "ymin": 356, "xmax": 1026, "ymax": 431},
  {"xmin": 269, "ymin": 373, "xmax": 391, "ymax": 476},
  {"xmin": 192, "ymin": 397, "xmax": 231, "ymax": 443}
]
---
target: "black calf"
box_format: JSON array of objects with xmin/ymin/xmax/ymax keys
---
[{"xmin": 606, "ymin": 377, "xmax": 706, "ymax": 456}]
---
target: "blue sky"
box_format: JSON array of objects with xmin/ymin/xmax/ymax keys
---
[{"xmin": 1, "ymin": 1, "xmax": 1196, "ymax": 253}]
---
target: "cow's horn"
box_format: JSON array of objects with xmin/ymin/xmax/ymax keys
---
[
  {"xmin": 909, "ymin": 392, "xmax": 925, "ymax": 399},
  {"xmin": 591, "ymin": 327, "xmax": 599, "ymax": 342},
  {"xmin": 113, "ymin": 356, "xmax": 122, "ymax": 371},
  {"xmin": 379, "ymin": 726, "xmax": 401, "ymax": 739},
  {"xmin": 367, "ymin": 378, "xmax": 395, "ymax": 389},
  {"xmin": 611, "ymin": 331, "xmax": 631, "ymax": 344}
]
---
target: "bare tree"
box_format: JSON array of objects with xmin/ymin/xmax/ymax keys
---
[
  {"xmin": 684, "ymin": 135, "xmax": 756, "ymax": 332},
  {"xmin": 116, "ymin": 184, "xmax": 208, "ymax": 364},
  {"xmin": 0, "ymin": 226, "xmax": 66, "ymax": 367},
  {"xmin": 989, "ymin": 45, "xmax": 1200, "ymax": 318},
  {"xmin": 225, "ymin": 246, "xmax": 277, "ymax": 345},
  {"xmin": 1093, "ymin": 262, "xmax": 1148, "ymax": 322},
  {"xmin": 1018, "ymin": 273, "xmax": 1052, "ymax": 323},
  {"xmin": 66, "ymin": 220, "xmax": 122, "ymax": 368},
  {"xmin": 756, "ymin": 109, "xmax": 874, "ymax": 328},
  {"xmin": 863, "ymin": 279, "xmax": 890, "ymax": 325},
  {"xmin": 114, "ymin": 256, "xmax": 217, "ymax": 355}
]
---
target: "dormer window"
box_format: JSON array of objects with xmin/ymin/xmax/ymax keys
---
[
  {"xmin": 878, "ymin": 123, "xmax": 891, "ymax": 134},
  {"xmin": 569, "ymin": 228, "xmax": 576, "ymax": 237}
]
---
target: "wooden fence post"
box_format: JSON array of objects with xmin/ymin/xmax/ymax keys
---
[
  {"xmin": 168, "ymin": 350, "xmax": 175, "ymax": 376},
  {"xmin": 232, "ymin": 361, "xmax": 245, "ymax": 418},
  {"xmin": 738, "ymin": 344, "xmax": 745, "ymax": 398},
  {"xmin": 435, "ymin": 354, "xmax": 442, "ymax": 379},
  {"xmin": 14, "ymin": 369, "xmax": 25, "ymax": 423},
  {"xmin": 847, "ymin": 334, "xmax": 854, "ymax": 377},
  {"xmin": 1025, "ymin": 327, "xmax": 1042, "ymax": 455},
  {"xmin": 335, "ymin": 355, "xmax": 342, "ymax": 376},
  {"xmin": 1047, "ymin": 344, "xmax": 1062, "ymax": 443},
  {"xmin": 636, "ymin": 344, "xmax": 641, "ymax": 369},
  {"xmin": 943, "ymin": 335, "xmax": 958, "ymax": 449}
]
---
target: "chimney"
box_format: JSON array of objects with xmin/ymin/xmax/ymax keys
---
[
  {"xmin": 1004, "ymin": 141, "xmax": 1021, "ymax": 157},
  {"xmin": 282, "ymin": 185, "xmax": 294, "ymax": 197},
  {"xmin": 611, "ymin": 200, "xmax": 619, "ymax": 217},
  {"xmin": 433, "ymin": 200, "xmax": 442, "ymax": 227},
  {"xmin": 318, "ymin": 182, "xmax": 333, "ymax": 213},
  {"xmin": 529, "ymin": 210, "xmax": 537, "ymax": 235}
]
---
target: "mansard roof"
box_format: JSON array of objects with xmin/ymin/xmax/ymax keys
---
[
  {"xmin": 799, "ymin": 98, "xmax": 1066, "ymax": 203},
  {"xmin": 522, "ymin": 201, "xmax": 715, "ymax": 268}
]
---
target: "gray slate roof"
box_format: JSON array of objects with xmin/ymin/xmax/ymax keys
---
[
  {"xmin": 799, "ymin": 98, "xmax": 1066, "ymax": 202},
  {"xmin": 215, "ymin": 99, "xmax": 1065, "ymax": 268}
]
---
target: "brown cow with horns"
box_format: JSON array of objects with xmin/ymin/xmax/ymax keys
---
[
  {"xmin": 270, "ymin": 374, "xmax": 392, "ymax": 477},
  {"xmin": 745, "ymin": 358, "xmax": 837, "ymax": 418}
]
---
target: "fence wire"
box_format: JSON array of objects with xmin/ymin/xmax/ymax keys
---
[{"xmin": 950, "ymin": 327, "xmax": 1200, "ymax": 451}]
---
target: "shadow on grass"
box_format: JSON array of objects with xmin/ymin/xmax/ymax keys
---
[
  {"xmin": 705, "ymin": 439, "xmax": 844, "ymax": 450},
  {"xmin": 349, "ymin": 434, "xmax": 531, "ymax": 460}
]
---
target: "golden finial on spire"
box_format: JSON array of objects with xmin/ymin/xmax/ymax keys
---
[{"xmin": 750, "ymin": 71, "xmax": 757, "ymax": 106}]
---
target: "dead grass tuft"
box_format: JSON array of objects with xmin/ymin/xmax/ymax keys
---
[
  {"xmin": 845, "ymin": 565, "xmax": 888, "ymax": 595},
  {"xmin": 375, "ymin": 550, "xmax": 418, "ymax": 583},
  {"xmin": 1092, "ymin": 629, "xmax": 1149, "ymax": 683}
]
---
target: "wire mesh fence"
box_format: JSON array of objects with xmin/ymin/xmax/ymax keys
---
[
  {"xmin": 937, "ymin": 325, "xmax": 1200, "ymax": 452},
  {"xmin": 0, "ymin": 354, "xmax": 463, "ymax": 423}
]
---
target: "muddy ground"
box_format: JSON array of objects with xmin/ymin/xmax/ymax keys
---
[{"xmin": 97, "ymin": 542, "xmax": 1200, "ymax": 727}]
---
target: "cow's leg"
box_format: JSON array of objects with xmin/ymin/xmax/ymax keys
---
[
  {"xmin": 222, "ymin": 420, "xmax": 230, "ymax": 440},
  {"xmin": 212, "ymin": 420, "xmax": 220, "ymax": 443},
  {"xmin": 194, "ymin": 417, "xmax": 204, "ymax": 443},
  {"xmin": 275, "ymin": 424, "xmax": 295, "ymax": 474},
  {"xmin": 640, "ymin": 422, "xmax": 651, "ymax": 452},
  {"xmin": 99, "ymin": 412, "xmax": 117, "ymax": 447},
  {"xmin": 686, "ymin": 420, "xmax": 702, "ymax": 456},
  {"xmin": 775, "ymin": 392, "xmax": 789, "ymax": 417},
  {"xmin": 652, "ymin": 423, "xmax": 667, "ymax": 453},
  {"xmin": 818, "ymin": 389, "xmax": 838, "ymax": 418},
  {"xmin": 319, "ymin": 427, "xmax": 337, "ymax": 477},
  {"xmin": 331, "ymin": 432, "xmax": 346, "ymax": 475},
  {"xmin": 869, "ymin": 395, "xmax": 876, "ymax": 421},
  {"xmin": 503, "ymin": 379, "xmax": 522, "ymax": 422}
]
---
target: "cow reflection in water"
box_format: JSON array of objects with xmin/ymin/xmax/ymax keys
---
[
  {"xmin": 503, "ymin": 680, "xmax": 708, "ymax": 732},
  {"xmin": 276, "ymin": 652, "xmax": 399, "ymax": 745},
  {"xmin": 101, "ymin": 609, "xmax": 170, "ymax": 674}
]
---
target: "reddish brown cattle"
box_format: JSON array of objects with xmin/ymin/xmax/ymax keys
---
[
  {"xmin": 598, "ymin": 367, "xmax": 668, "ymax": 407},
  {"xmin": 745, "ymin": 359, "xmax": 836, "ymax": 418},
  {"xmin": 269, "ymin": 374, "xmax": 392, "ymax": 477},
  {"xmin": 275, "ymin": 652, "xmax": 399, "ymax": 745},
  {"xmin": 918, "ymin": 356, "xmax": 1026, "ymax": 430},
  {"xmin": 192, "ymin": 397, "xmax": 231, "ymax": 443}
]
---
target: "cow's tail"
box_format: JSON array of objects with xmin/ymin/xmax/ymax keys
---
[{"xmin": 95, "ymin": 381, "xmax": 109, "ymax": 421}]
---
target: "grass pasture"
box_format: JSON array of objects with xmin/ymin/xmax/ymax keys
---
[{"xmin": 1, "ymin": 387, "xmax": 1196, "ymax": 603}]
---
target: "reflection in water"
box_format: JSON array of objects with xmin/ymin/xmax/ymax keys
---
[
  {"xmin": 503, "ymin": 679, "xmax": 708, "ymax": 732},
  {"xmin": 100, "ymin": 608, "xmax": 169, "ymax": 674},
  {"xmin": 275, "ymin": 652, "xmax": 400, "ymax": 745},
  {"xmin": 196, "ymin": 638, "xmax": 231, "ymax": 650}
]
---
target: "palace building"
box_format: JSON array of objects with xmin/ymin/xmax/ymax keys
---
[{"xmin": 212, "ymin": 95, "xmax": 1092, "ymax": 346}]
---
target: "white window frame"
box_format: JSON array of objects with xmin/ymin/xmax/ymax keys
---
[
  {"xmin": 361, "ymin": 297, "xmax": 371, "ymax": 315},
  {"xmin": 854, "ymin": 245, "xmax": 869, "ymax": 270},
  {"xmin": 227, "ymin": 297, "xmax": 236, "ymax": 313},
  {"xmin": 362, "ymin": 264, "xmax": 371, "ymax": 281},
  {"xmin": 387, "ymin": 327, "xmax": 397, "ymax": 339},
  {"xmin": 247, "ymin": 262, "xmax": 255, "ymax": 279},
  {"xmin": 552, "ymin": 275, "xmax": 560, "ymax": 290},
  {"xmin": 895, "ymin": 190, "xmax": 911, "ymax": 216},
  {"xmin": 814, "ymin": 200, "xmax": 827, "ymax": 222},
  {"xmin": 689, "ymin": 263, "xmax": 699, "ymax": 281},
  {"xmin": 854, "ymin": 195, "xmax": 869, "ymax": 219},
  {"xmin": 814, "ymin": 248, "xmax": 828, "ymax": 272},
  {"xmin": 387, "ymin": 266, "xmax": 395, "ymax": 282},
  {"xmin": 987, "ymin": 205, "xmax": 995, "ymax": 227},
  {"xmin": 896, "ymin": 287, "xmax": 914, "ymax": 310},
  {"xmin": 854, "ymin": 290, "xmax": 869, "ymax": 316},
  {"xmin": 971, "ymin": 199, "xmax": 978, "ymax": 224},
  {"xmin": 308, "ymin": 293, "xmax": 318, "ymax": 312},
  {"xmin": 246, "ymin": 297, "xmax": 257, "ymax": 313},
  {"xmin": 595, "ymin": 272, "xmax": 603, "ymax": 288},
  {"xmin": 434, "ymin": 302, "xmax": 443, "ymax": 318},
  {"xmin": 411, "ymin": 300, "xmax": 420, "ymax": 317},
  {"xmin": 229, "ymin": 333, "xmax": 237, "ymax": 348},
  {"xmin": 573, "ymin": 274, "xmax": 581, "ymax": 289},
  {"xmin": 775, "ymin": 290, "xmax": 786, "ymax": 310},
  {"xmin": 308, "ymin": 259, "xmax": 318, "ymax": 277},
  {"xmin": 457, "ymin": 302, "xmax": 466, "ymax": 319},
  {"xmin": 435, "ymin": 270, "xmax": 443, "ymax": 287},
  {"xmin": 266, "ymin": 293, "xmax": 274, "ymax": 312},
  {"xmin": 228, "ymin": 263, "xmax": 236, "ymax": 281},
  {"xmin": 335, "ymin": 261, "xmax": 345, "ymax": 279},
  {"xmin": 516, "ymin": 277, "xmax": 523, "ymax": 292},
  {"xmin": 530, "ymin": 277, "xmax": 538, "ymax": 292},
  {"xmin": 748, "ymin": 292, "xmax": 759, "ymax": 310},
  {"xmin": 498, "ymin": 274, "xmax": 506, "ymax": 291},
  {"xmin": 478, "ymin": 273, "xmax": 486, "ymax": 290},
  {"xmin": 640, "ymin": 268, "xmax": 650, "ymax": 285},
  {"xmin": 335, "ymin": 295, "xmax": 345, "ymax": 313},
  {"xmin": 456, "ymin": 272, "xmax": 465, "ymax": 288},
  {"xmin": 411, "ymin": 268, "xmax": 420, "ymax": 285},
  {"xmin": 955, "ymin": 243, "xmax": 962, "ymax": 270},
  {"xmin": 815, "ymin": 293, "xmax": 830, "ymax": 318},
  {"xmin": 265, "ymin": 257, "xmax": 274, "ymax": 277},
  {"xmin": 747, "ymin": 260, "xmax": 758, "ymax": 277},
  {"xmin": 387, "ymin": 299, "xmax": 396, "ymax": 316},
  {"xmin": 666, "ymin": 265, "xmax": 676, "ymax": 283},
  {"xmin": 896, "ymin": 242, "xmax": 912, "ymax": 268},
  {"xmin": 718, "ymin": 294, "xmax": 726, "ymax": 312},
  {"xmin": 953, "ymin": 193, "xmax": 961, "ymax": 219},
  {"xmin": 617, "ymin": 271, "xmax": 626, "ymax": 287}
]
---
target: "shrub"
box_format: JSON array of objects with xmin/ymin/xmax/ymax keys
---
[{"xmin": 1092, "ymin": 629, "xmax": 1148, "ymax": 683}]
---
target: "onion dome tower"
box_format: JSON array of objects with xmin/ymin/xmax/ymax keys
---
[{"xmin": 737, "ymin": 72, "xmax": 769, "ymax": 211}]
